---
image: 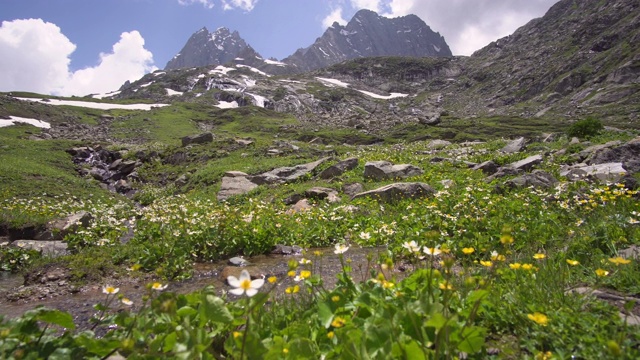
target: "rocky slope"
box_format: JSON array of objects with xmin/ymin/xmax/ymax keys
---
[
  {"xmin": 113, "ymin": 0, "xmax": 639, "ymax": 134},
  {"xmin": 283, "ymin": 9, "xmax": 451, "ymax": 72},
  {"xmin": 447, "ymin": 0, "xmax": 640, "ymax": 122}
]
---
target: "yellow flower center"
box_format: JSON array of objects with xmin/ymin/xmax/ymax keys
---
[{"xmin": 240, "ymin": 279, "xmax": 252, "ymax": 290}]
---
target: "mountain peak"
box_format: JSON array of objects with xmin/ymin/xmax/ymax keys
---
[
  {"xmin": 284, "ymin": 10, "xmax": 451, "ymax": 72},
  {"xmin": 165, "ymin": 27, "xmax": 257, "ymax": 70}
]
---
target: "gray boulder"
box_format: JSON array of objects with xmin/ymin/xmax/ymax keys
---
[
  {"xmin": 473, "ymin": 160, "xmax": 499, "ymax": 175},
  {"xmin": 36, "ymin": 211, "xmax": 93, "ymax": 240},
  {"xmin": 501, "ymin": 137, "xmax": 526, "ymax": 153},
  {"xmin": 364, "ymin": 161, "xmax": 423, "ymax": 181},
  {"xmin": 182, "ymin": 132, "xmax": 213, "ymax": 147},
  {"xmin": 305, "ymin": 187, "xmax": 341, "ymax": 203},
  {"xmin": 343, "ymin": 183, "xmax": 365, "ymax": 197},
  {"xmin": 319, "ymin": 157, "xmax": 359, "ymax": 179},
  {"xmin": 217, "ymin": 175, "xmax": 259, "ymax": 201},
  {"xmin": 251, "ymin": 157, "xmax": 329, "ymax": 184},
  {"xmin": 352, "ymin": 182, "xmax": 435, "ymax": 202},
  {"xmin": 587, "ymin": 138, "xmax": 640, "ymax": 173},
  {"xmin": 561, "ymin": 162, "xmax": 627, "ymax": 182},
  {"xmin": 508, "ymin": 154, "xmax": 543, "ymax": 171},
  {"xmin": 498, "ymin": 170, "xmax": 558, "ymax": 192}
]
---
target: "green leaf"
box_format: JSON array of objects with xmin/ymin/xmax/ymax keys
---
[
  {"xmin": 404, "ymin": 340, "xmax": 427, "ymax": 360},
  {"xmin": 163, "ymin": 332, "xmax": 178, "ymax": 353},
  {"xmin": 318, "ymin": 301, "xmax": 334, "ymax": 329},
  {"xmin": 201, "ymin": 294, "xmax": 233, "ymax": 324},
  {"xmin": 177, "ymin": 306, "xmax": 198, "ymax": 317},
  {"xmin": 425, "ymin": 313, "xmax": 447, "ymax": 330},
  {"xmin": 36, "ymin": 309, "xmax": 75, "ymax": 330},
  {"xmin": 455, "ymin": 326, "xmax": 486, "ymax": 354},
  {"xmin": 288, "ymin": 338, "xmax": 318, "ymax": 359}
]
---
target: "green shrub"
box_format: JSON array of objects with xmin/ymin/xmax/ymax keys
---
[{"xmin": 567, "ymin": 117, "xmax": 604, "ymax": 138}]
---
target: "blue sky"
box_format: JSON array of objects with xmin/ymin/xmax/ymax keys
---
[{"xmin": 0, "ymin": 0, "xmax": 559, "ymax": 96}]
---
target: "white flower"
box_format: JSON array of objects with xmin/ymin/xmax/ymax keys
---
[
  {"xmin": 299, "ymin": 258, "xmax": 312, "ymax": 265},
  {"xmin": 402, "ymin": 241, "xmax": 421, "ymax": 253},
  {"xmin": 423, "ymin": 246, "xmax": 442, "ymax": 256},
  {"xmin": 151, "ymin": 282, "xmax": 168, "ymax": 291},
  {"xmin": 334, "ymin": 244, "xmax": 349, "ymax": 254},
  {"xmin": 102, "ymin": 285, "xmax": 119, "ymax": 295},
  {"xmin": 121, "ymin": 298, "xmax": 133, "ymax": 306},
  {"xmin": 359, "ymin": 231, "xmax": 371, "ymax": 240},
  {"xmin": 227, "ymin": 270, "xmax": 264, "ymax": 297}
]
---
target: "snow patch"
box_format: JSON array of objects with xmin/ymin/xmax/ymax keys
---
[
  {"xmin": 92, "ymin": 90, "xmax": 121, "ymax": 99},
  {"xmin": 197, "ymin": 74, "xmax": 206, "ymax": 79},
  {"xmin": 316, "ymin": 77, "xmax": 350, "ymax": 88},
  {"xmin": 210, "ymin": 66, "xmax": 236, "ymax": 75},
  {"xmin": 153, "ymin": 71, "xmax": 166, "ymax": 77},
  {"xmin": 0, "ymin": 116, "xmax": 51, "ymax": 129},
  {"xmin": 166, "ymin": 89, "xmax": 183, "ymax": 96},
  {"xmin": 215, "ymin": 101, "xmax": 238, "ymax": 109},
  {"xmin": 264, "ymin": 59, "xmax": 287, "ymax": 67},
  {"xmin": 318, "ymin": 47, "xmax": 329, "ymax": 57},
  {"xmin": 16, "ymin": 97, "xmax": 168, "ymax": 111},
  {"xmin": 241, "ymin": 75, "xmax": 256, "ymax": 87},
  {"xmin": 234, "ymin": 57, "xmax": 244, "ymax": 61},
  {"xmin": 279, "ymin": 79, "xmax": 302, "ymax": 84},
  {"xmin": 340, "ymin": 30, "xmax": 357, "ymax": 36},
  {"xmin": 236, "ymin": 64, "xmax": 270, "ymax": 77},
  {"xmin": 139, "ymin": 82, "xmax": 154, "ymax": 88},
  {"xmin": 216, "ymin": 44, "xmax": 224, "ymax": 51},
  {"xmin": 357, "ymin": 90, "xmax": 409, "ymax": 100},
  {"xmin": 432, "ymin": 45, "xmax": 441, "ymax": 52},
  {"xmin": 247, "ymin": 93, "xmax": 267, "ymax": 108}
]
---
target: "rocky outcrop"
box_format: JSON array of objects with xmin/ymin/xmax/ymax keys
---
[
  {"xmin": 217, "ymin": 158, "xmax": 330, "ymax": 200},
  {"xmin": 497, "ymin": 170, "xmax": 558, "ymax": 192},
  {"xmin": 319, "ymin": 157, "xmax": 359, "ymax": 179},
  {"xmin": 560, "ymin": 162, "xmax": 627, "ymax": 182},
  {"xmin": 182, "ymin": 132, "xmax": 213, "ymax": 147},
  {"xmin": 363, "ymin": 161, "xmax": 423, "ymax": 181},
  {"xmin": 351, "ymin": 182, "xmax": 435, "ymax": 202},
  {"xmin": 501, "ymin": 137, "xmax": 526, "ymax": 153}
]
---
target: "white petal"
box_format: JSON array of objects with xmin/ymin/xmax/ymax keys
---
[
  {"xmin": 251, "ymin": 278, "xmax": 265, "ymax": 289},
  {"xmin": 229, "ymin": 288, "xmax": 245, "ymax": 296},
  {"xmin": 238, "ymin": 270, "xmax": 251, "ymax": 281},
  {"xmin": 227, "ymin": 276, "xmax": 240, "ymax": 288},
  {"xmin": 245, "ymin": 288, "xmax": 258, "ymax": 297}
]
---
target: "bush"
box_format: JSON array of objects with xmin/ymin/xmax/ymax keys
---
[{"xmin": 567, "ymin": 117, "xmax": 604, "ymax": 138}]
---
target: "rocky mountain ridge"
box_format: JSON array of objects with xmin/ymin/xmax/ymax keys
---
[
  {"xmin": 105, "ymin": 0, "xmax": 639, "ymax": 135},
  {"xmin": 164, "ymin": 9, "xmax": 451, "ymax": 74}
]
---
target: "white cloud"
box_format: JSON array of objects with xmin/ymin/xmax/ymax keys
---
[
  {"xmin": 0, "ymin": 19, "xmax": 75, "ymax": 94},
  {"xmin": 0, "ymin": 19, "xmax": 156, "ymax": 96},
  {"xmin": 60, "ymin": 31, "xmax": 156, "ymax": 96},
  {"xmin": 221, "ymin": 0, "xmax": 259, "ymax": 11},
  {"xmin": 322, "ymin": 7, "xmax": 348, "ymax": 29},
  {"xmin": 379, "ymin": 0, "xmax": 560, "ymax": 56},
  {"xmin": 177, "ymin": 0, "xmax": 214, "ymax": 9},
  {"xmin": 350, "ymin": 0, "xmax": 383, "ymax": 13}
]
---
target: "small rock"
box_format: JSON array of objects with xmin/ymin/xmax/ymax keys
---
[
  {"xmin": 501, "ymin": 137, "xmax": 526, "ymax": 153},
  {"xmin": 228, "ymin": 257, "xmax": 250, "ymax": 266}
]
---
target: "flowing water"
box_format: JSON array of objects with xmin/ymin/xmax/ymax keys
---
[{"xmin": 0, "ymin": 246, "xmax": 392, "ymax": 328}]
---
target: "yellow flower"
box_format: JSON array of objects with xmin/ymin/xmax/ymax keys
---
[
  {"xmin": 595, "ymin": 268, "xmax": 609, "ymax": 277},
  {"xmin": 285, "ymin": 285, "xmax": 300, "ymax": 294},
  {"xmin": 522, "ymin": 264, "xmax": 534, "ymax": 271},
  {"xmin": 268, "ymin": 276, "xmax": 277, "ymax": 284},
  {"xmin": 331, "ymin": 295, "xmax": 340, "ymax": 302},
  {"xmin": 533, "ymin": 253, "xmax": 546, "ymax": 260},
  {"xmin": 527, "ymin": 312, "xmax": 549, "ymax": 326},
  {"xmin": 331, "ymin": 317, "xmax": 346, "ymax": 328},
  {"xmin": 233, "ymin": 331, "xmax": 242, "ymax": 339},
  {"xmin": 608, "ymin": 257, "xmax": 631, "ymax": 265},
  {"xmin": 314, "ymin": 250, "xmax": 322, "ymax": 256},
  {"xmin": 491, "ymin": 251, "xmax": 506, "ymax": 261},
  {"xmin": 102, "ymin": 285, "xmax": 119, "ymax": 295},
  {"xmin": 327, "ymin": 331, "xmax": 335, "ymax": 339},
  {"xmin": 462, "ymin": 247, "xmax": 475, "ymax": 255},
  {"xmin": 480, "ymin": 260, "xmax": 493, "ymax": 267},
  {"xmin": 509, "ymin": 263, "xmax": 522, "ymax": 270},
  {"xmin": 283, "ymin": 348, "xmax": 289, "ymax": 354},
  {"xmin": 500, "ymin": 234, "xmax": 514, "ymax": 245},
  {"xmin": 287, "ymin": 270, "xmax": 296, "ymax": 277},
  {"xmin": 535, "ymin": 351, "xmax": 553, "ymax": 360},
  {"xmin": 299, "ymin": 270, "xmax": 312, "ymax": 280},
  {"xmin": 382, "ymin": 280, "xmax": 395, "ymax": 289},
  {"xmin": 566, "ymin": 259, "xmax": 579, "ymax": 266},
  {"xmin": 439, "ymin": 281, "xmax": 454, "ymax": 290}
]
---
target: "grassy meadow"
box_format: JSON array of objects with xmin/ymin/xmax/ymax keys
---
[{"xmin": 0, "ymin": 98, "xmax": 639, "ymax": 358}]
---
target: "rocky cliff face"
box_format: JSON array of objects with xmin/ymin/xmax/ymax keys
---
[
  {"xmin": 448, "ymin": 0, "xmax": 640, "ymax": 120},
  {"xmin": 165, "ymin": 27, "xmax": 260, "ymax": 70},
  {"xmin": 283, "ymin": 9, "xmax": 452, "ymax": 72}
]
